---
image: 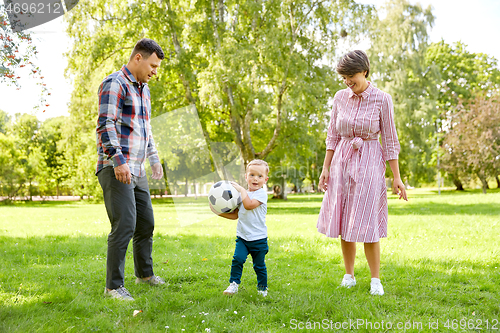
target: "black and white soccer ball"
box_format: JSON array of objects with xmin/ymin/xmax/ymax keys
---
[{"xmin": 208, "ymin": 181, "xmax": 242, "ymax": 214}]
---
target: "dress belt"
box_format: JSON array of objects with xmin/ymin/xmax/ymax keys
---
[{"xmin": 341, "ymin": 137, "xmax": 378, "ymax": 183}]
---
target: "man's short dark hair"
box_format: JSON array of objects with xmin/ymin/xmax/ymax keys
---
[
  {"xmin": 131, "ymin": 38, "xmax": 165, "ymax": 60},
  {"xmin": 336, "ymin": 50, "xmax": 370, "ymax": 78}
]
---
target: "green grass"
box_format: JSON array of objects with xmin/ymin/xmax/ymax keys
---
[{"xmin": 0, "ymin": 189, "xmax": 499, "ymax": 332}]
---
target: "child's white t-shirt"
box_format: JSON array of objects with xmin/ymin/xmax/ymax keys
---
[{"xmin": 236, "ymin": 188, "xmax": 268, "ymax": 241}]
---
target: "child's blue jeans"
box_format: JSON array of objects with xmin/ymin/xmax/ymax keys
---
[{"xmin": 229, "ymin": 237, "xmax": 268, "ymax": 290}]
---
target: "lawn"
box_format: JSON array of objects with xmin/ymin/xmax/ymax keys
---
[{"xmin": 0, "ymin": 188, "xmax": 499, "ymax": 332}]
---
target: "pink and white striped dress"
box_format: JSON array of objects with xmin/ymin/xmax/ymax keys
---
[{"xmin": 317, "ymin": 83, "xmax": 400, "ymax": 243}]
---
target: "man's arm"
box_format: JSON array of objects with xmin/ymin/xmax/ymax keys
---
[
  {"xmin": 144, "ymin": 89, "xmax": 163, "ymax": 180},
  {"xmin": 97, "ymin": 78, "xmax": 130, "ymax": 184}
]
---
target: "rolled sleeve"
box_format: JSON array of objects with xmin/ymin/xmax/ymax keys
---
[
  {"xmin": 146, "ymin": 108, "xmax": 160, "ymax": 166},
  {"xmin": 326, "ymin": 97, "xmax": 341, "ymax": 151},
  {"xmin": 147, "ymin": 137, "xmax": 160, "ymax": 167},
  {"xmin": 379, "ymin": 94, "xmax": 400, "ymax": 161}
]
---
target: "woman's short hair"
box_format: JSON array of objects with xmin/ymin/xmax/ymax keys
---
[{"xmin": 336, "ymin": 50, "xmax": 370, "ymax": 78}]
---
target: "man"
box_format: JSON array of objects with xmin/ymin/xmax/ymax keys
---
[{"xmin": 96, "ymin": 38, "xmax": 165, "ymax": 301}]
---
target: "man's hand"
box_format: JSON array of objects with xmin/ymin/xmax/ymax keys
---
[
  {"xmin": 151, "ymin": 162, "xmax": 164, "ymax": 180},
  {"xmin": 114, "ymin": 164, "xmax": 132, "ymax": 184}
]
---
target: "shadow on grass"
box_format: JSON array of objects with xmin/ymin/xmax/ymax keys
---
[
  {"xmin": 268, "ymin": 206, "xmax": 321, "ymax": 216},
  {"xmin": 389, "ymin": 202, "xmax": 500, "ymax": 216},
  {"xmin": 1, "ymin": 233, "xmax": 499, "ymax": 332}
]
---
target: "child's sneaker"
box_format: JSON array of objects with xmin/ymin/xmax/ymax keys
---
[
  {"xmin": 370, "ymin": 278, "xmax": 384, "ymax": 296},
  {"xmin": 257, "ymin": 289, "xmax": 268, "ymax": 297},
  {"xmin": 340, "ymin": 274, "xmax": 356, "ymax": 288},
  {"xmin": 223, "ymin": 282, "xmax": 239, "ymax": 295}
]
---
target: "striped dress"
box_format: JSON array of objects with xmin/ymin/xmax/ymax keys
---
[{"xmin": 317, "ymin": 83, "xmax": 400, "ymax": 243}]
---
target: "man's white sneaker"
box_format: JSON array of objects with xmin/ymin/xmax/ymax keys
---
[
  {"xmin": 340, "ymin": 274, "xmax": 356, "ymax": 288},
  {"xmin": 104, "ymin": 286, "xmax": 135, "ymax": 301},
  {"xmin": 370, "ymin": 279, "xmax": 384, "ymax": 296},
  {"xmin": 223, "ymin": 282, "xmax": 239, "ymax": 295}
]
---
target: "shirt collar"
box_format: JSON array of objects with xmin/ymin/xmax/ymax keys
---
[
  {"xmin": 348, "ymin": 81, "xmax": 373, "ymax": 99},
  {"xmin": 121, "ymin": 65, "xmax": 147, "ymax": 89}
]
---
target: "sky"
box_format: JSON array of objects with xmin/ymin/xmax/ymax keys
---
[{"xmin": 0, "ymin": 0, "xmax": 499, "ymax": 121}]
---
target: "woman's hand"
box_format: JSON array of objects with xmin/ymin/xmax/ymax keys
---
[
  {"xmin": 393, "ymin": 178, "xmax": 408, "ymax": 201},
  {"xmin": 318, "ymin": 169, "xmax": 329, "ymax": 192}
]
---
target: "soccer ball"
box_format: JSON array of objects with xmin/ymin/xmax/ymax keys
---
[{"xmin": 208, "ymin": 181, "xmax": 242, "ymax": 214}]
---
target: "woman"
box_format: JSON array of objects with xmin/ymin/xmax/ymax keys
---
[{"xmin": 317, "ymin": 50, "xmax": 407, "ymax": 296}]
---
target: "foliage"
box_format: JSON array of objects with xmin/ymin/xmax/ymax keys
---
[
  {"xmin": 426, "ymin": 41, "xmax": 500, "ymax": 109},
  {"xmin": 63, "ymin": 0, "xmax": 374, "ymax": 188},
  {"xmin": 367, "ymin": 0, "xmax": 437, "ymax": 186},
  {"xmin": 0, "ymin": 130, "xmax": 22, "ymax": 199},
  {"xmin": 8, "ymin": 113, "xmax": 43, "ymax": 200},
  {"xmin": 0, "ymin": 113, "xmax": 76, "ymax": 200},
  {"xmin": 425, "ymin": 41, "xmax": 500, "ymax": 190},
  {"xmin": 0, "ymin": 4, "xmax": 49, "ymax": 105},
  {"xmin": 1, "ymin": 190, "xmax": 499, "ymax": 331},
  {"xmin": 0, "ymin": 109, "xmax": 10, "ymax": 134},
  {"xmin": 442, "ymin": 93, "xmax": 500, "ymax": 194},
  {"xmin": 37, "ymin": 117, "xmax": 70, "ymax": 196}
]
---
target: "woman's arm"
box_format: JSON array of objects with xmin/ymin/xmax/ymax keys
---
[
  {"xmin": 388, "ymin": 159, "xmax": 408, "ymax": 201},
  {"xmin": 318, "ymin": 149, "xmax": 334, "ymax": 191},
  {"xmin": 319, "ymin": 93, "xmax": 341, "ymax": 192}
]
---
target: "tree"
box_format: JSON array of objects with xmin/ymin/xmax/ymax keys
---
[
  {"xmin": 0, "ymin": 109, "xmax": 10, "ymax": 134},
  {"xmin": 59, "ymin": 73, "xmax": 103, "ymax": 200},
  {"xmin": 64, "ymin": 0, "xmax": 373, "ymax": 184},
  {"xmin": 38, "ymin": 116, "xmax": 69, "ymax": 196},
  {"xmin": 442, "ymin": 93, "xmax": 500, "ymax": 194},
  {"xmin": 0, "ymin": 131, "xmax": 22, "ymax": 200},
  {"xmin": 9, "ymin": 113, "xmax": 43, "ymax": 200},
  {"xmin": 1, "ymin": 4, "xmax": 49, "ymax": 104},
  {"xmin": 425, "ymin": 41, "xmax": 500, "ymax": 189},
  {"xmin": 367, "ymin": 0, "xmax": 437, "ymax": 187}
]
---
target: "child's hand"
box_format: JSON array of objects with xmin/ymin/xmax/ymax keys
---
[
  {"xmin": 230, "ymin": 181, "xmax": 244, "ymax": 193},
  {"xmin": 209, "ymin": 203, "xmax": 221, "ymax": 215}
]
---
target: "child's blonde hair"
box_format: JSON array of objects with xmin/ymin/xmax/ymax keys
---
[{"xmin": 246, "ymin": 159, "xmax": 269, "ymax": 175}]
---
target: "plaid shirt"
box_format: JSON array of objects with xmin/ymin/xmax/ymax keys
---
[{"xmin": 96, "ymin": 65, "xmax": 160, "ymax": 177}]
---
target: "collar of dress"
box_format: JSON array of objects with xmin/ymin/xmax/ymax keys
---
[{"xmin": 348, "ymin": 81, "xmax": 373, "ymax": 99}]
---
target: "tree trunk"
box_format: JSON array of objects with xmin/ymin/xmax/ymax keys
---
[
  {"xmin": 496, "ymin": 175, "xmax": 500, "ymax": 189},
  {"xmin": 281, "ymin": 174, "xmax": 288, "ymax": 200},
  {"xmin": 477, "ymin": 172, "xmax": 488, "ymax": 194},
  {"xmin": 391, "ymin": 182, "xmax": 398, "ymax": 195},
  {"xmin": 452, "ymin": 177, "xmax": 464, "ymax": 191},
  {"xmin": 272, "ymin": 184, "xmax": 283, "ymax": 199},
  {"xmin": 165, "ymin": 0, "xmax": 228, "ymax": 181},
  {"xmin": 29, "ymin": 179, "xmax": 33, "ymax": 201},
  {"xmin": 185, "ymin": 178, "xmax": 188, "ymax": 197}
]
